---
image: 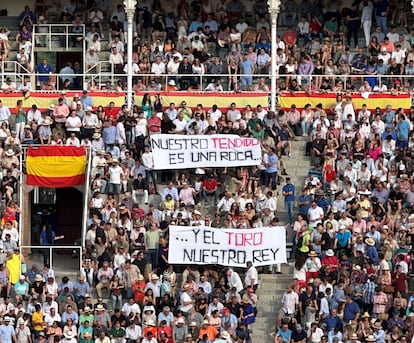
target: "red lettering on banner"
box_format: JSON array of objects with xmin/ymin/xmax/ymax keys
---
[
  {"xmin": 211, "ymin": 137, "xmax": 260, "ymax": 149},
  {"xmin": 226, "ymin": 232, "xmax": 263, "ymax": 246}
]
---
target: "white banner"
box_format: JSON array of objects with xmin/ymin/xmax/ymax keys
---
[
  {"xmin": 150, "ymin": 134, "xmax": 262, "ymax": 170},
  {"xmin": 168, "ymin": 226, "xmax": 287, "ymax": 267}
]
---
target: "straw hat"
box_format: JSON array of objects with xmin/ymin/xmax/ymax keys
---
[
  {"xmin": 146, "ymin": 320, "xmax": 155, "ymax": 326},
  {"xmin": 92, "ymin": 132, "xmax": 101, "ymax": 139},
  {"xmin": 221, "ymin": 332, "xmax": 230, "ymax": 340},
  {"xmin": 361, "ymin": 312, "xmax": 371, "ymax": 319},
  {"xmin": 241, "ymin": 296, "xmax": 250, "ymax": 304},
  {"xmin": 96, "ymin": 304, "xmax": 105, "ymax": 311},
  {"xmin": 308, "ymin": 251, "xmax": 317, "ymax": 257},
  {"xmin": 64, "ymin": 331, "xmax": 74, "ymax": 339},
  {"xmin": 35, "ymin": 274, "xmax": 43, "ymax": 282},
  {"xmin": 5, "ymin": 149, "xmax": 14, "ymax": 157},
  {"xmin": 150, "ymin": 273, "xmax": 159, "ymax": 280},
  {"xmin": 365, "ymin": 238, "xmax": 375, "ymax": 246},
  {"xmin": 43, "ymin": 117, "xmax": 53, "ymax": 126},
  {"xmin": 366, "ymin": 335, "xmax": 376, "ymax": 341},
  {"xmin": 352, "ymin": 264, "xmax": 362, "ymax": 271},
  {"xmin": 137, "ymin": 274, "xmax": 144, "ymax": 281},
  {"xmin": 372, "ymin": 322, "xmax": 382, "ymax": 330}
]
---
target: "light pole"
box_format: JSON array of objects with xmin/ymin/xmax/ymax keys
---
[
  {"xmin": 124, "ymin": 0, "xmax": 137, "ymax": 110},
  {"xmin": 268, "ymin": 0, "xmax": 281, "ymax": 111}
]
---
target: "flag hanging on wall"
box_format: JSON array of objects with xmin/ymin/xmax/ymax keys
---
[{"xmin": 26, "ymin": 146, "xmax": 87, "ymax": 188}]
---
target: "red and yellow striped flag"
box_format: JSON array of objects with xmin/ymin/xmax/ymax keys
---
[{"xmin": 26, "ymin": 146, "xmax": 87, "ymax": 188}]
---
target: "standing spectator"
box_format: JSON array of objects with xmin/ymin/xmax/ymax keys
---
[
  {"xmin": 240, "ymin": 53, "xmax": 254, "ymax": 91},
  {"xmin": 107, "ymin": 160, "xmax": 123, "ymax": 203},
  {"xmin": 283, "ymin": 178, "xmax": 295, "ymax": 226},
  {"xmin": 35, "ymin": 59, "xmax": 54, "ymax": 88}
]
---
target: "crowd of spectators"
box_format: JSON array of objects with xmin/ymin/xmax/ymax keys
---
[
  {"xmin": 5, "ymin": 0, "xmax": 414, "ymax": 93},
  {"xmin": 1, "ymin": 1, "xmax": 414, "ymax": 343},
  {"xmin": 274, "ymin": 97, "xmax": 414, "ymax": 342}
]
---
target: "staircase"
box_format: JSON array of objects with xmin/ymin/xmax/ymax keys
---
[
  {"xmin": 252, "ymin": 136, "xmax": 311, "ymax": 342},
  {"xmin": 275, "ymin": 137, "xmax": 311, "ymax": 226},
  {"xmin": 253, "ymin": 265, "xmax": 293, "ymax": 343}
]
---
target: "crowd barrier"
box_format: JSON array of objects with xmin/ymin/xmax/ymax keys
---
[
  {"xmin": 0, "ymin": 91, "xmax": 270, "ymax": 113},
  {"xmin": 278, "ymin": 91, "xmax": 412, "ymax": 111}
]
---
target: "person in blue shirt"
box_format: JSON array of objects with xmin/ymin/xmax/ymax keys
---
[
  {"xmin": 297, "ymin": 188, "xmax": 312, "ymax": 217},
  {"xmin": 35, "ymin": 59, "xmax": 54, "ymax": 87},
  {"xmin": 396, "ymin": 114, "xmax": 410, "ymax": 148},
  {"xmin": 334, "ymin": 225, "xmax": 351, "ymax": 254},
  {"xmin": 343, "ymin": 295, "xmax": 360, "ymax": 323},
  {"xmin": 324, "ymin": 309, "xmax": 343, "ymax": 332},
  {"xmin": 282, "ymin": 178, "xmax": 295, "ymax": 225},
  {"xmin": 316, "ymin": 191, "xmax": 331, "ymax": 213},
  {"xmin": 365, "ymin": 238, "xmax": 379, "ymax": 265},
  {"xmin": 264, "ymin": 148, "xmax": 279, "ymax": 189},
  {"xmin": 0, "ymin": 316, "xmax": 15, "ymax": 343},
  {"xmin": 275, "ymin": 322, "xmax": 292, "ymax": 343},
  {"xmin": 241, "ymin": 53, "xmax": 255, "ymax": 91},
  {"xmin": 80, "ymin": 90, "xmax": 93, "ymax": 110},
  {"xmin": 381, "ymin": 125, "xmax": 397, "ymax": 141}
]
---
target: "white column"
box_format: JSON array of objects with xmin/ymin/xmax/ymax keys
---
[
  {"xmin": 124, "ymin": 0, "xmax": 137, "ymax": 110},
  {"xmin": 268, "ymin": 0, "xmax": 281, "ymax": 112}
]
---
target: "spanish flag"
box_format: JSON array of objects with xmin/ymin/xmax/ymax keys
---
[{"xmin": 26, "ymin": 146, "xmax": 87, "ymax": 188}]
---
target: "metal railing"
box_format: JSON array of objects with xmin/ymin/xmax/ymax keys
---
[
  {"xmin": 2, "ymin": 70, "xmax": 413, "ymax": 93},
  {"xmin": 20, "ymin": 245, "xmax": 83, "ymax": 272},
  {"xmin": 32, "ymin": 24, "xmax": 86, "ymax": 52}
]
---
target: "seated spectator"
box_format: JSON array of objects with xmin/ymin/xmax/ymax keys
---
[{"xmin": 1, "ymin": 78, "xmax": 16, "ymax": 93}]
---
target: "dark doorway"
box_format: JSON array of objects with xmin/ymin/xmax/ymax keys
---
[
  {"xmin": 31, "ymin": 187, "xmax": 83, "ymax": 246},
  {"xmin": 55, "ymin": 188, "xmax": 83, "ymax": 244}
]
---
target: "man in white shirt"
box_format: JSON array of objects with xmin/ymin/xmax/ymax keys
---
[
  {"xmin": 207, "ymin": 105, "xmax": 222, "ymax": 123},
  {"xmin": 308, "ymin": 201, "xmax": 324, "ymax": 228},
  {"xmin": 280, "ymin": 285, "xmax": 298, "ymax": 317},
  {"xmin": 126, "ymin": 322, "xmax": 142, "ymax": 342},
  {"xmin": 65, "ymin": 133, "xmax": 80, "ymax": 147},
  {"xmin": 27, "ymin": 104, "xmax": 41, "ymax": 123},
  {"xmin": 244, "ymin": 261, "xmax": 258, "ymax": 290},
  {"xmin": 141, "ymin": 146, "xmax": 157, "ymax": 193},
  {"xmin": 173, "ymin": 112, "xmax": 187, "ymax": 134},
  {"xmin": 226, "ymin": 268, "xmax": 243, "ymax": 293},
  {"xmin": 216, "ymin": 191, "xmax": 235, "ymax": 215},
  {"xmin": 197, "ymin": 275, "xmax": 212, "ymax": 294},
  {"xmin": 44, "ymin": 307, "xmax": 62, "ymax": 327},
  {"xmin": 391, "ymin": 44, "xmax": 405, "ymax": 64},
  {"xmin": 108, "ymin": 160, "xmax": 123, "ymax": 203},
  {"xmin": 165, "ymin": 103, "xmax": 178, "ymax": 121},
  {"xmin": 151, "ymin": 56, "xmax": 166, "ymax": 75}
]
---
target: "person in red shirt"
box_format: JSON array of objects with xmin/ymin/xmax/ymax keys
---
[
  {"xmin": 148, "ymin": 111, "xmax": 161, "ymax": 135},
  {"xmin": 321, "ymin": 249, "xmax": 339, "ymax": 272},
  {"xmin": 201, "ymin": 174, "xmax": 218, "ymax": 205},
  {"xmin": 106, "ymin": 101, "xmax": 118, "ymax": 122},
  {"xmin": 143, "ymin": 320, "xmax": 158, "ymax": 338},
  {"xmin": 323, "ymin": 164, "xmax": 336, "ymax": 186},
  {"xmin": 392, "ymin": 265, "xmax": 407, "ymax": 294},
  {"xmin": 157, "ymin": 321, "xmax": 172, "ymax": 338}
]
